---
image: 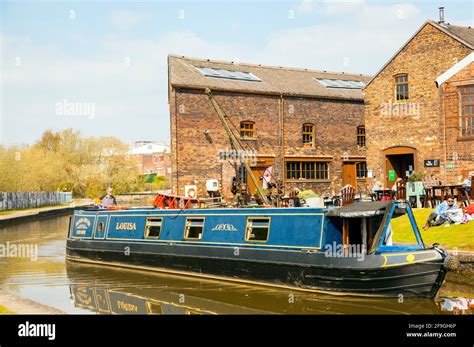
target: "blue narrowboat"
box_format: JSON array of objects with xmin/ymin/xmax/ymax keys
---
[{"xmin": 66, "ymin": 201, "xmax": 450, "ymax": 298}]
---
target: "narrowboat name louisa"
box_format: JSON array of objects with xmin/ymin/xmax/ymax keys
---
[{"xmin": 66, "ymin": 200, "xmax": 450, "ymax": 298}]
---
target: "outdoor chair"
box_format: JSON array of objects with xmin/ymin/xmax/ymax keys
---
[
  {"xmin": 457, "ymin": 187, "xmax": 471, "ymax": 207},
  {"xmin": 396, "ymin": 180, "xmax": 407, "ymax": 200},
  {"xmin": 341, "ymin": 185, "xmax": 355, "ymax": 206},
  {"xmin": 422, "ymin": 184, "xmax": 435, "ymax": 208}
]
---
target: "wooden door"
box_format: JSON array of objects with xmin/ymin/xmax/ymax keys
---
[
  {"xmin": 342, "ymin": 162, "xmax": 356, "ymax": 187},
  {"xmin": 246, "ymin": 167, "xmax": 267, "ymax": 195}
]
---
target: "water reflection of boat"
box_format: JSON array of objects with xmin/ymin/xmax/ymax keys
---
[
  {"xmin": 66, "ymin": 262, "xmax": 448, "ymax": 315},
  {"xmin": 67, "ymin": 201, "xmax": 449, "ymax": 298}
]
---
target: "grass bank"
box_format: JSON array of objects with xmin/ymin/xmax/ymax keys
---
[
  {"xmin": 0, "ymin": 305, "xmax": 15, "ymax": 314},
  {"xmin": 391, "ymin": 208, "xmax": 474, "ymax": 251}
]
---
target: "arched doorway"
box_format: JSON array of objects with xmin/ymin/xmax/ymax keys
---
[{"xmin": 383, "ymin": 146, "xmax": 417, "ymax": 188}]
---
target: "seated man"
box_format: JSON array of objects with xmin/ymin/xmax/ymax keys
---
[
  {"xmin": 423, "ymin": 195, "xmax": 456, "ymax": 230},
  {"xmin": 99, "ymin": 187, "xmax": 117, "ymax": 208}
]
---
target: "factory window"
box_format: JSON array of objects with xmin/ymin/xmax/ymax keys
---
[
  {"xmin": 356, "ymin": 162, "xmax": 368, "ymax": 179},
  {"xmin": 246, "ymin": 217, "xmax": 270, "ymax": 242},
  {"xmin": 240, "ymin": 121, "xmax": 255, "ymax": 139},
  {"xmin": 395, "ymin": 74, "xmax": 409, "ymax": 101},
  {"xmin": 285, "ymin": 161, "xmax": 329, "ymax": 180},
  {"xmin": 357, "ymin": 126, "xmax": 366, "ymax": 148},
  {"xmin": 460, "ymin": 85, "xmax": 474, "ymax": 137},
  {"xmin": 184, "ymin": 218, "xmax": 205, "ymax": 240},
  {"xmin": 302, "ymin": 123, "xmax": 314, "ymax": 147},
  {"xmin": 145, "ymin": 218, "xmax": 163, "ymax": 238}
]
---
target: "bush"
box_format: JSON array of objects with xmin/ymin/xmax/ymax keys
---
[{"xmin": 407, "ymin": 171, "xmax": 426, "ymax": 182}]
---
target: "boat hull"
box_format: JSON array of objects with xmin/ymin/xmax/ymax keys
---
[{"xmin": 66, "ymin": 239, "xmax": 447, "ymax": 298}]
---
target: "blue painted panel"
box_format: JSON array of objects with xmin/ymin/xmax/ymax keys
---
[
  {"xmin": 377, "ymin": 245, "xmax": 423, "ymax": 253},
  {"xmin": 106, "ymin": 214, "xmax": 149, "ymax": 240},
  {"xmin": 71, "ymin": 214, "xmax": 96, "ymax": 238},
  {"xmin": 97, "ymin": 208, "xmax": 326, "ymax": 248},
  {"xmin": 94, "ymin": 215, "xmax": 109, "ymax": 240}
]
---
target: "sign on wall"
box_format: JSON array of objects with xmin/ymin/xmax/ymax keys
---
[
  {"xmin": 424, "ymin": 159, "xmax": 440, "ymax": 168},
  {"xmin": 389, "ymin": 170, "xmax": 395, "ymax": 182}
]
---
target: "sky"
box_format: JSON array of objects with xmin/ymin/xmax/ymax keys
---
[{"xmin": 1, "ymin": 0, "xmax": 473, "ymax": 146}]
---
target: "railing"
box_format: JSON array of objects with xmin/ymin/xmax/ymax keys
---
[{"xmin": 0, "ymin": 191, "xmax": 73, "ymax": 211}]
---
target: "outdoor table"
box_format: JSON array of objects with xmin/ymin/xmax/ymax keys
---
[{"xmin": 431, "ymin": 185, "xmax": 464, "ymax": 205}]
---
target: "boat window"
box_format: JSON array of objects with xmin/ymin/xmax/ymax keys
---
[
  {"xmin": 184, "ymin": 218, "xmax": 205, "ymax": 240},
  {"xmin": 145, "ymin": 218, "xmax": 163, "ymax": 238},
  {"xmin": 383, "ymin": 212, "xmax": 418, "ymax": 246},
  {"xmin": 97, "ymin": 221, "xmax": 105, "ymax": 233},
  {"xmin": 246, "ymin": 217, "xmax": 270, "ymax": 242}
]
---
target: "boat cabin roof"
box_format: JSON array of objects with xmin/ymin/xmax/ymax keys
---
[{"xmin": 326, "ymin": 201, "xmax": 406, "ymax": 218}]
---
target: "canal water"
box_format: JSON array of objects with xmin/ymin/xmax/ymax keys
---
[{"xmin": 0, "ymin": 215, "xmax": 472, "ymax": 315}]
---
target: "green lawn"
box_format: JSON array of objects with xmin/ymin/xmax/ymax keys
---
[
  {"xmin": 391, "ymin": 208, "xmax": 474, "ymax": 251},
  {"xmin": 0, "ymin": 305, "xmax": 14, "ymax": 314}
]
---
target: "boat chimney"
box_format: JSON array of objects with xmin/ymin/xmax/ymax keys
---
[{"xmin": 438, "ymin": 7, "xmax": 445, "ymax": 24}]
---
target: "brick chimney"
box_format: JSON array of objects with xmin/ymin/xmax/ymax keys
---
[{"xmin": 438, "ymin": 7, "xmax": 445, "ymax": 24}]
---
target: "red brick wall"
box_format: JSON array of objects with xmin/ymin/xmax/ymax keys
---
[
  {"xmin": 440, "ymin": 61, "xmax": 474, "ymax": 183},
  {"xmin": 364, "ymin": 23, "xmax": 472, "ymax": 186},
  {"xmin": 170, "ymin": 88, "xmax": 365, "ymax": 197}
]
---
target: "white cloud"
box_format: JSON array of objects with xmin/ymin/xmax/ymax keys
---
[
  {"xmin": 0, "ymin": 2, "xmax": 441, "ymax": 145},
  {"xmin": 261, "ymin": 2, "xmax": 423, "ymax": 74},
  {"xmin": 0, "ymin": 29, "xmax": 247, "ymax": 145}
]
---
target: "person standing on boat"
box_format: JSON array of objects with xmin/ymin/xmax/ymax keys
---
[
  {"xmin": 100, "ymin": 187, "xmax": 117, "ymax": 208},
  {"xmin": 423, "ymin": 195, "xmax": 456, "ymax": 230}
]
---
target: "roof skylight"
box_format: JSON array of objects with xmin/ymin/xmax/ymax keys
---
[
  {"xmin": 316, "ymin": 78, "xmax": 365, "ymax": 89},
  {"xmin": 195, "ymin": 66, "xmax": 261, "ymax": 82}
]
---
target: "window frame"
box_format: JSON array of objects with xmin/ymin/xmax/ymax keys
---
[
  {"xmin": 184, "ymin": 217, "xmax": 205, "ymax": 240},
  {"xmin": 285, "ymin": 160, "xmax": 329, "ymax": 181},
  {"xmin": 245, "ymin": 217, "xmax": 271, "ymax": 243},
  {"xmin": 302, "ymin": 123, "xmax": 315, "ymax": 147},
  {"xmin": 356, "ymin": 161, "xmax": 368, "ymax": 179},
  {"xmin": 357, "ymin": 125, "xmax": 366, "ymax": 148},
  {"xmin": 394, "ymin": 74, "xmax": 409, "ymax": 101},
  {"xmin": 240, "ymin": 121, "xmax": 256, "ymax": 140},
  {"xmin": 459, "ymin": 85, "xmax": 474, "ymax": 138},
  {"xmin": 145, "ymin": 218, "xmax": 163, "ymax": 239}
]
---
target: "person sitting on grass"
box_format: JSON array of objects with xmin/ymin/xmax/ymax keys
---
[
  {"xmin": 423, "ymin": 195, "xmax": 457, "ymax": 230},
  {"xmin": 446, "ymin": 203, "xmax": 473, "ymax": 225}
]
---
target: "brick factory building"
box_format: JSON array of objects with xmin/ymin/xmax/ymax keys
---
[
  {"xmin": 168, "ymin": 55, "xmax": 371, "ymax": 198},
  {"xmin": 364, "ymin": 18, "xmax": 474, "ymax": 187},
  {"xmin": 129, "ymin": 141, "xmax": 171, "ymax": 177},
  {"xmin": 437, "ymin": 52, "xmax": 474, "ymax": 182}
]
